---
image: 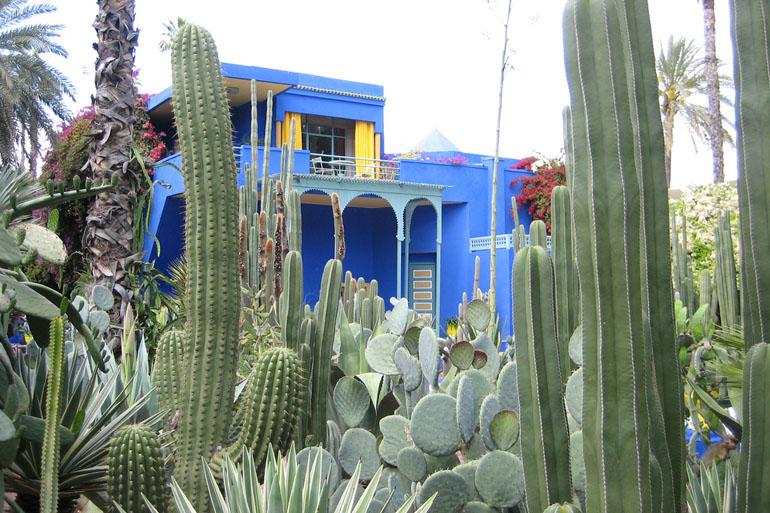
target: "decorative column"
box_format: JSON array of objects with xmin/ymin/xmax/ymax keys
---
[{"xmin": 434, "ymin": 199, "xmax": 442, "ymax": 330}]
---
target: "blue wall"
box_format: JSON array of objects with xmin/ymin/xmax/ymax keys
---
[
  {"xmin": 300, "ymin": 203, "xmax": 334, "ymax": 306},
  {"xmin": 231, "ymin": 101, "xmax": 267, "ymax": 146},
  {"xmin": 300, "ymin": 201, "xmax": 397, "ymax": 305},
  {"xmin": 275, "ymin": 89, "xmax": 385, "ymax": 136}
]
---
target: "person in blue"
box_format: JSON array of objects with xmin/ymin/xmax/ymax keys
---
[{"xmin": 7, "ymin": 313, "xmax": 30, "ymax": 353}]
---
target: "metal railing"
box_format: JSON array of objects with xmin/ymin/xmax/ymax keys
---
[
  {"xmin": 308, "ymin": 153, "xmax": 400, "ymax": 181},
  {"xmin": 469, "ymin": 233, "xmax": 552, "ymax": 252}
]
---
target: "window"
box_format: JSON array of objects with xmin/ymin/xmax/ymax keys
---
[{"xmin": 303, "ymin": 116, "xmax": 352, "ymax": 158}]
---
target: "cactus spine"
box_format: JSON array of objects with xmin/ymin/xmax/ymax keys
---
[
  {"xmin": 108, "ymin": 425, "xmax": 167, "ymax": 513},
  {"xmin": 714, "ymin": 211, "xmax": 738, "ymax": 328},
  {"xmin": 551, "ymin": 185, "xmax": 578, "ymax": 381},
  {"xmin": 736, "ymin": 343, "xmax": 770, "ymax": 511},
  {"xmin": 152, "ymin": 329, "xmax": 185, "ymax": 419},
  {"xmin": 40, "ymin": 317, "xmax": 64, "ymax": 513},
  {"xmin": 171, "ymin": 24, "xmax": 241, "ymax": 509},
  {"xmin": 513, "ymin": 246, "xmax": 572, "ymax": 513},
  {"xmin": 564, "ymin": 0, "xmax": 682, "ymax": 510},
  {"xmin": 223, "ymin": 347, "xmax": 305, "ymax": 464}
]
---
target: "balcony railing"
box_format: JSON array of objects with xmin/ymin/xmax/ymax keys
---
[
  {"xmin": 309, "ymin": 153, "xmax": 400, "ymax": 181},
  {"xmin": 469, "ymin": 233, "xmax": 552, "ymax": 252}
]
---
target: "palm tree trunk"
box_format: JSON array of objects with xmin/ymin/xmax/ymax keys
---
[
  {"xmin": 702, "ymin": 0, "xmax": 725, "ymax": 183},
  {"xmin": 85, "ymin": 0, "xmax": 139, "ymax": 346},
  {"xmin": 489, "ymin": 0, "xmax": 512, "ymax": 315},
  {"xmin": 662, "ymin": 100, "xmax": 675, "ymax": 187}
]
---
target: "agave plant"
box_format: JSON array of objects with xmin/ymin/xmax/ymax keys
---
[
  {"xmin": 687, "ymin": 460, "xmax": 737, "ymax": 513},
  {"xmin": 147, "ymin": 445, "xmax": 435, "ymax": 513},
  {"xmin": 3, "ymin": 334, "xmax": 159, "ymax": 511}
]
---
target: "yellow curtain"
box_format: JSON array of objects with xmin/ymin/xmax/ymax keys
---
[
  {"xmin": 282, "ymin": 113, "xmax": 303, "ymax": 150},
  {"xmin": 354, "ymin": 121, "xmax": 374, "ymax": 176},
  {"xmin": 374, "ymin": 133, "xmax": 382, "ymax": 178}
]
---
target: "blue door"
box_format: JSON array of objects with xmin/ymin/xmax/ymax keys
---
[{"xmin": 409, "ymin": 262, "xmax": 436, "ymax": 322}]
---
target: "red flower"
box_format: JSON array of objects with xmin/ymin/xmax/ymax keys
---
[{"xmin": 510, "ymin": 166, "xmax": 566, "ymax": 232}]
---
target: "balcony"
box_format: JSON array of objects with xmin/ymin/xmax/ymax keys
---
[{"xmin": 308, "ymin": 153, "xmax": 400, "ymax": 181}]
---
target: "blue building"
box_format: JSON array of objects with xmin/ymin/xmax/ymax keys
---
[{"xmin": 144, "ymin": 63, "xmax": 535, "ymax": 336}]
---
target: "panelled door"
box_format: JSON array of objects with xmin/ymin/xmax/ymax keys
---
[{"xmin": 409, "ymin": 262, "xmax": 436, "ymax": 322}]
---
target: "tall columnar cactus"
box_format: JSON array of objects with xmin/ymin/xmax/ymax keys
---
[
  {"xmin": 108, "ymin": 425, "xmax": 167, "ymax": 513},
  {"xmin": 551, "ymin": 185, "xmax": 578, "ymax": 381},
  {"xmin": 736, "ymin": 342, "xmax": 770, "ymax": 511},
  {"xmin": 731, "ymin": 2, "xmax": 770, "ymax": 508},
  {"xmin": 171, "ymin": 24, "xmax": 241, "ymax": 509},
  {"xmin": 564, "ymin": 0, "xmax": 681, "ymax": 511},
  {"xmin": 222, "ymin": 347, "xmax": 305, "ymax": 465},
  {"xmin": 279, "ymin": 251, "xmax": 304, "ymax": 351},
  {"xmin": 563, "ymin": 106, "xmax": 575, "ymax": 192},
  {"xmin": 40, "ymin": 317, "xmax": 64, "ymax": 513},
  {"xmin": 714, "ymin": 211, "xmax": 738, "ymax": 328},
  {"xmin": 151, "ymin": 329, "xmax": 185, "ymax": 419},
  {"xmin": 731, "ymin": 0, "xmax": 770, "ymax": 349},
  {"xmin": 529, "ymin": 220, "xmax": 548, "ymax": 249},
  {"xmin": 513, "ymin": 246, "xmax": 572, "ymax": 513},
  {"xmin": 310, "ymin": 259, "xmax": 342, "ymax": 443}
]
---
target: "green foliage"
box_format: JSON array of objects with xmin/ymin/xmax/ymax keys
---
[
  {"xmin": 30, "ymin": 99, "xmax": 165, "ymax": 290},
  {"xmin": 149, "ymin": 445, "xmax": 435, "ymax": 513},
  {"xmin": 670, "ymin": 184, "xmax": 739, "ymax": 282},
  {"xmin": 0, "ymin": 0, "xmax": 74, "ymax": 166},
  {"xmin": 686, "ymin": 460, "xmax": 736, "ymax": 513},
  {"xmin": 108, "ymin": 424, "xmax": 166, "ymax": 513}
]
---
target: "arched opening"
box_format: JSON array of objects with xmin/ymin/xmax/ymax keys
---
[
  {"xmin": 404, "ymin": 198, "xmax": 440, "ymax": 323},
  {"xmin": 342, "ymin": 194, "xmax": 398, "ymax": 301}
]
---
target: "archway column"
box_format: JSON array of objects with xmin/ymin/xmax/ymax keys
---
[{"xmin": 291, "ymin": 174, "xmax": 446, "ymax": 307}]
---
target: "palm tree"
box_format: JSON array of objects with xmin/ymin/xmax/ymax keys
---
[
  {"xmin": 657, "ymin": 37, "xmax": 733, "ymax": 187},
  {"xmin": 158, "ymin": 17, "xmax": 186, "ymax": 53},
  {"xmin": 84, "ymin": 0, "xmax": 138, "ymax": 346},
  {"xmin": 699, "ymin": 0, "xmax": 726, "ymax": 183},
  {"xmin": 0, "ymin": 0, "xmax": 74, "ymax": 169}
]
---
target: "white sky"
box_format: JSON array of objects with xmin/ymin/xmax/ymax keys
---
[{"xmin": 45, "ymin": 0, "xmax": 736, "ymax": 189}]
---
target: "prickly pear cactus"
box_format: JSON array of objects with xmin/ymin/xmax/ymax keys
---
[{"xmin": 108, "ymin": 424, "xmax": 167, "ymax": 513}]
